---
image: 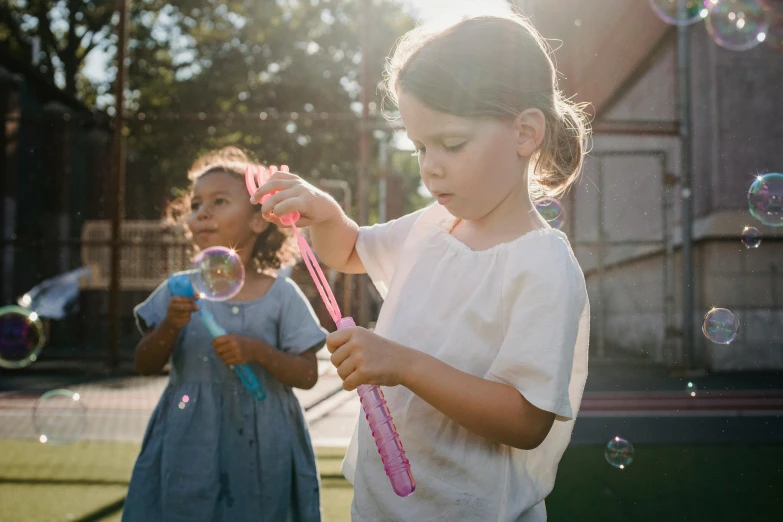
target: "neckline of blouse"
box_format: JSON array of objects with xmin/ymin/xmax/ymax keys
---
[{"xmin": 433, "ymin": 213, "xmax": 567, "ymax": 255}]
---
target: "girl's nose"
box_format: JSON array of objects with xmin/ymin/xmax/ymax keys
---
[
  {"xmin": 196, "ymin": 204, "xmax": 211, "ymax": 220},
  {"xmin": 420, "ymin": 153, "xmax": 444, "ymax": 179}
]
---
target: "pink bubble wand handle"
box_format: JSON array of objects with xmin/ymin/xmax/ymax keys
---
[{"xmin": 246, "ymin": 164, "xmax": 415, "ymax": 497}]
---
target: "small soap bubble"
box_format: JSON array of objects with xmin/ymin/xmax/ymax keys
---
[
  {"xmin": 686, "ymin": 381, "xmax": 698, "ymax": 397},
  {"xmin": 649, "ymin": 0, "xmax": 709, "ymax": 25},
  {"xmin": 605, "ymin": 437, "xmax": 634, "ymax": 469},
  {"xmin": 33, "ymin": 389, "xmax": 86, "ymax": 445},
  {"xmin": 0, "ymin": 305, "xmax": 46, "ymax": 369},
  {"xmin": 748, "ymin": 173, "xmax": 783, "ymax": 227},
  {"xmin": 741, "ymin": 226, "xmax": 762, "ymax": 248},
  {"xmin": 191, "ymin": 246, "xmax": 245, "ymax": 301},
  {"xmin": 703, "ymin": 308, "xmax": 739, "ymax": 344},
  {"xmin": 534, "ymin": 198, "xmax": 566, "ymax": 230},
  {"xmin": 707, "ymin": 0, "xmax": 769, "ymax": 51}
]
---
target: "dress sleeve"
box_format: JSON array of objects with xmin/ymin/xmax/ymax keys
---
[
  {"xmin": 278, "ymin": 278, "xmax": 328, "ymax": 355},
  {"xmin": 354, "ymin": 207, "xmax": 427, "ymax": 299},
  {"xmin": 133, "ymin": 279, "xmax": 173, "ymax": 335},
  {"xmin": 484, "ymin": 235, "xmax": 587, "ymax": 421}
]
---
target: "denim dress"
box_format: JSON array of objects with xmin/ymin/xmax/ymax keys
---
[{"xmin": 122, "ymin": 275, "xmax": 327, "ymax": 522}]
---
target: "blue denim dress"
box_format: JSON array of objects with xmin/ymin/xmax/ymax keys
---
[{"xmin": 122, "ymin": 275, "xmax": 327, "ymax": 522}]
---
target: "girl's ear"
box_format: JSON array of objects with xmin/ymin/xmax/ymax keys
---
[
  {"xmin": 249, "ymin": 210, "xmax": 270, "ymax": 234},
  {"xmin": 513, "ymin": 108, "xmax": 546, "ymax": 158}
]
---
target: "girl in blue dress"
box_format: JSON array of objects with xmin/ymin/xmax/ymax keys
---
[{"xmin": 123, "ymin": 147, "xmax": 327, "ymax": 522}]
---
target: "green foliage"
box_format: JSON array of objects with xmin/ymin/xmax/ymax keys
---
[{"xmin": 2, "ymin": 0, "xmax": 418, "ymax": 218}]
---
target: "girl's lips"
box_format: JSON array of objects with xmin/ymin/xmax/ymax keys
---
[{"xmin": 435, "ymin": 193, "xmax": 453, "ymax": 205}]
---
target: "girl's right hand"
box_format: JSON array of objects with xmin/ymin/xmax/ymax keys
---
[
  {"xmin": 250, "ymin": 169, "xmax": 342, "ymax": 228},
  {"xmin": 165, "ymin": 296, "xmax": 199, "ymax": 329}
]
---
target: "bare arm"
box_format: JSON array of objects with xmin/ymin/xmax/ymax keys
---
[
  {"xmin": 134, "ymin": 317, "xmax": 182, "ymax": 376},
  {"xmin": 250, "ymin": 338, "xmax": 320, "ymax": 389},
  {"xmin": 251, "ymin": 172, "xmax": 366, "ymax": 274},
  {"xmin": 401, "ymin": 348, "xmax": 556, "ymax": 450},
  {"xmin": 213, "ymin": 335, "xmax": 321, "ymax": 390},
  {"xmin": 309, "ymin": 211, "xmax": 365, "ymax": 274}
]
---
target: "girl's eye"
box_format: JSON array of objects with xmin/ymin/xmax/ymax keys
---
[
  {"xmin": 215, "ymin": 198, "xmax": 228, "ymax": 205},
  {"xmin": 411, "ymin": 146, "xmax": 426, "ymax": 157},
  {"xmin": 445, "ymin": 142, "xmax": 466, "ymax": 153},
  {"xmin": 190, "ymin": 201, "xmax": 200, "ymax": 211}
]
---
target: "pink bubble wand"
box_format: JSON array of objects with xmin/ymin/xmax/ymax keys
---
[{"xmin": 246, "ymin": 164, "xmax": 415, "ymax": 497}]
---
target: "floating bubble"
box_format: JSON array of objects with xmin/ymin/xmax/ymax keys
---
[
  {"xmin": 686, "ymin": 381, "xmax": 698, "ymax": 397},
  {"xmin": 741, "ymin": 226, "xmax": 762, "ymax": 248},
  {"xmin": 33, "ymin": 389, "xmax": 86, "ymax": 445},
  {"xmin": 748, "ymin": 173, "xmax": 783, "ymax": 226},
  {"xmin": 649, "ymin": 0, "xmax": 709, "ymax": 25},
  {"xmin": 707, "ymin": 0, "xmax": 769, "ymax": 51},
  {"xmin": 703, "ymin": 308, "xmax": 739, "ymax": 344},
  {"xmin": 0, "ymin": 305, "xmax": 46, "ymax": 369},
  {"xmin": 191, "ymin": 246, "xmax": 245, "ymax": 301},
  {"xmin": 605, "ymin": 437, "xmax": 634, "ymax": 469},
  {"xmin": 534, "ymin": 198, "xmax": 566, "ymax": 230}
]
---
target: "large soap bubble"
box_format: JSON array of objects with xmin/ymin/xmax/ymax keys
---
[
  {"xmin": 0, "ymin": 306, "xmax": 45, "ymax": 369},
  {"xmin": 649, "ymin": 0, "xmax": 709, "ymax": 25},
  {"xmin": 707, "ymin": 0, "xmax": 769, "ymax": 51},
  {"xmin": 190, "ymin": 246, "xmax": 245, "ymax": 301},
  {"xmin": 748, "ymin": 173, "xmax": 783, "ymax": 227}
]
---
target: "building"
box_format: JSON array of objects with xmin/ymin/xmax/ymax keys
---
[{"xmin": 523, "ymin": 1, "xmax": 783, "ymax": 371}]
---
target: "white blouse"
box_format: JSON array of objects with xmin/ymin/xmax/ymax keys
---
[{"xmin": 342, "ymin": 203, "xmax": 590, "ymax": 521}]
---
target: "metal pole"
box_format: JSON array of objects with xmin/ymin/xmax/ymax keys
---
[
  {"xmin": 357, "ymin": 0, "xmax": 371, "ymax": 327},
  {"xmin": 677, "ymin": 0, "xmax": 695, "ymax": 369},
  {"xmin": 596, "ymin": 158, "xmax": 606, "ymax": 360},
  {"xmin": 108, "ymin": 0, "xmax": 129, "ymax": 371}
]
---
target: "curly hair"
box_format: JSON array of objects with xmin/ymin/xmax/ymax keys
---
[{"xmin": 165, "ymin": 146, "xmax": 299, "ymax": 273}]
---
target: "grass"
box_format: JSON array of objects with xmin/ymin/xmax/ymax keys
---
[{"xmin": 0, "ymin": 441, "xmax": 781, "ymax": 521}]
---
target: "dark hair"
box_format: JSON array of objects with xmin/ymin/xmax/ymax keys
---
[
  {"xmin": 384, "ymin": 14, "xmax": 591, "ymax": 198},
  {"xmin": 166, "ymin": 146, "xmax": 298, "ymax": 272}
]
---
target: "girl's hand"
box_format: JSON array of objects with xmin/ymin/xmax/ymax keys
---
[
  {"xmin": 326, "ymin": 327, "xmax": 411, "ymax": 391},
  {"xmin": 249, "ymin": 169, "xmax": 342, "ymax": 228},
  {"xmin": 165, "ymin": 297, "xmax": 199, "ymax": 329},
  {"xmin": 212, "ymin": 335, "xmax": 260, "ymax": 366}
]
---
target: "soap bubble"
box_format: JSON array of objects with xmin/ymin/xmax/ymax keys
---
[
  {"xmin": 703, "ymin": 308, "xmax": 739, "ymax": 344},
  {"xmin": 649, "ymin": 0, "xmax": 709, "ymax": 25},
  {"xmin": 748, "ymin": 173, "xmax": 783, "ymax": 226},
  {"xmin": 686, "ymin": 381, "xmax": 698, "ymax": 397},
  {"xmin": 707, "ymin": 0, "xmax": 770, "ymax": 51},
  {"xmin": 605, "ymin": 437, "xmax": 635, "ymax": 469},
  {"xmin": 534, "ymin": 198, "xmax": 566, "ymax": 230},
  {"xmin": 33, "ymin": 389, "xmax": 86, "ymax": 445},
  {"xmin": 191, "ymin": 246, "xmax": 245, "ymax": 301},
  {"xmin": 741, "ymin": 226, "xmax": 762, "ymax": 248},
  {"xmin": 0, "ymin": 305, "xmax": 46, "ymax": 369}
]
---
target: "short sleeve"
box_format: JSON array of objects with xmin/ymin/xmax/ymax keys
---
[
  {"xmin": 278, "ymin": 278, "xmax": 328, "ymax": 355},
  {"xmin": 485, "ymin": 236, "xmax": 587, "ymax": 421},
  {"xmin": 355, "ymin": 207, "xmax": 427, "ymax": 298},
  {"xmin": 134, "ymin": 280, "xmax": 172, "ymax": 335}
]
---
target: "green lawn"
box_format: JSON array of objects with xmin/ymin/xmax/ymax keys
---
[{"xmin": 0, "ymin": 441, "xmax": 780, "ymax": 521}]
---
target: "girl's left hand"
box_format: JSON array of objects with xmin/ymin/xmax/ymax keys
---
[
  {"xmin": 326, "ymin": 327, "xmax": 411, "ymax": 391},
  {"xmin": 213, "ymin": 335, "xmax": 258, "ymax": 366}
]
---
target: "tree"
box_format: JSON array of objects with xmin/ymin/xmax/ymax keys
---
[
  {"xmin": 0, "ymin": 0, "xmax": 115, "ymax": 97},
  {"xmin": 125, "ymin": 0, "xmax": 416, "ymax": 218},
  {"xmin": 1, "ymin": 0, "xmax": 418, "ymax": 218}
]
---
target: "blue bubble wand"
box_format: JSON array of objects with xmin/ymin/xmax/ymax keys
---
[{"xmin": 167, "ymin": 249, "xmax": 266, "ymax": 401}]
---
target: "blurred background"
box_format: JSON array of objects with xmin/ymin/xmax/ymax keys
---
[{"xmin": 1, "ymin": 0, "xmax": 782, "ymax": 520}]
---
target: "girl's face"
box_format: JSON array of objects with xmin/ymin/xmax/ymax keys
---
[
  {"xmin": 186, "ymin": 170, "xmax": 267, "ymax": 256},
  {"xmin": 398, "ymin": 92, "xmax": 531, "ymax": 222}
]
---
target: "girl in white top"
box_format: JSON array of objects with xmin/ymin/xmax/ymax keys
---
[{"xmin": 251, "ymin": 12, "xmax": 590, "ymax": 522}]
